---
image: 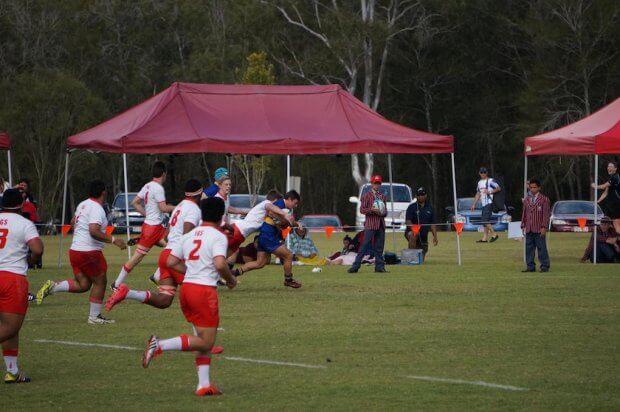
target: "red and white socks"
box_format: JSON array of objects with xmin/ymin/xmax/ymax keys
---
[
  {"xmin": 114, "ymin": 265, "xmax": 132, "ymax": 287},
  {"xmin": 158, "ymin": 335, "xmax": 190, "ymax": 352},
  {"xmin": 196, "ymin": 355, "xmax": 211, "ymax": 389},
  {"xmin": 3, "ymin": 349, "xmax": 18, "ymax": 374},
  {"xmin": 89, "ymin": 297, "xmax": 103, "ymax": 318},
  {"xmin": 51, "ymin": 279, "xmax": 78, "ymax": 293},
  {"xmin": 126, "ymin": 289, "xmax": 150, "ymax": 303}
]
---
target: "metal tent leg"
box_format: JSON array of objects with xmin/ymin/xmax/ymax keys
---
[
  {"xmin": 451, "ymin": 153, "xmax": 461, "ymax": 265},
  {"xmin": 57, "ymin": 152, "xmax": 70, "ymax": 268},
  {"xmin": 123, "ymin": 154, "xmax": 132, "ymax": 259}
]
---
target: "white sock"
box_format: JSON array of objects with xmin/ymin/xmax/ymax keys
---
[
  {"xmin": 3, "ymin": 354, "xmax": 18, "ymax": 374},
  {"xmin": 197, "ymin": 363, "xmax": 211, "ymax": 388},
  {"xmin": 153, "ymin": 269, "xmax": 161, "ymax": 282},
  {"xmin": 115, "ymin": 266, "xmax": 131, "ymax": 286},
  {"xmin": 89, "ymin": 302, "xmax": 102, "ymax": 318},
  {"xmin": 159, "ymin": 337, "xmax": 183, "ymax": 351},
  {"xmin": 52, "ymin": 280, "xmax": 71, "ymax": 293},
  {"xmin": 126, "ymin": 289, "xmax": 148, "ymax": 302}
]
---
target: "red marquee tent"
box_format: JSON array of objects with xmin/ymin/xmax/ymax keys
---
[
  {"xmin": 0, "ymin": 132, "xmax": 13, "ymax": 185},
  {"xmin": 524, "ymin": 97, "xmax": 620, "ymax": 156},
  {"xmin": 61, "ymin": 83, "xmax": 462, "ymax": 264},
  {"xmin": 67, "ymin": 82, "xmax": 453, "ymax": 154},
  {"xmin": 523, "ymin": 97, "xmax": 620, "ymax": 263}
]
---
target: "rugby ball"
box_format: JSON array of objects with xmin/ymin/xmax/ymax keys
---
[
  {"xmin": 272, "ymin": 208, "xmax": 290, "ymax": 226},
  {"xmin": 373, "ymin": 199, "xmax": 386, "ymax": 215}
]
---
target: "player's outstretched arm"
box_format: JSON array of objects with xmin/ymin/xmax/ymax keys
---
[
  {"xmin": 166, "ymin": 253, "xmax": 187, "ymax": 274},
  {"xmin": 215, "ymin": 256, "xmax": 236, "ymax": 289},
  {"xmin": 89, "ymin": 223, "xmax": 126, "ymax": 250},
  {"xmin": 158, "ymin": 201, "xmax": 176, "ymax": 214},
  {"xmin": 265, "ymin": 203, "xmax": 289, "ymax": 223}
]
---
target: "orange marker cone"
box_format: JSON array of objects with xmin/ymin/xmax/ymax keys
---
[
  {"xmin": 577, "ymin": 218, "xmax": 586, "ymax": 229},
  {"xmin": 454, "ymin": 222, "xmax": 464, "ymax": 235},
  {"xmin": 325, "ymin": 226, "xmax": 334, "ymax": 239},
  {"xmin": 282, "ymin": 227, "xmax": 291, "ymax": 239},
  {"xmin": 106, "ymin": 226, "xmax": 114, "ymax": 236},
  {"xmin": 411, "ymin": 224, "xmax": 421, "ymax": 236},
  {"xmin": 61, "ymin": 225, "xmax": 71, "ymax": 237}
]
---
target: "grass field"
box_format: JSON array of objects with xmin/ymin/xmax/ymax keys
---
[{"xmin": 1, "ymin": 231, "xmax": 618, "ymax": 411}]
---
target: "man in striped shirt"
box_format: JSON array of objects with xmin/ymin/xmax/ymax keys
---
[
  {"xmin": 521, "ymin": 179, "xmax": 551, "ymax": 272},
  {"xmin": 348, "ymin": 175, "xmax": 388, "ymax": 273}
]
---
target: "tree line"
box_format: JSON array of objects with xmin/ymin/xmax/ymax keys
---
[{"xmin": 0, "ymin": 0, "xmax": 618, "ymax": 225}]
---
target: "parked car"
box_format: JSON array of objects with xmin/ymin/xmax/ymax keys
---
[
  {"xmin": 108, "ymin": 192, "xmax": 144, "ymax": 234},
  {"xmin": 228, "ymin": 194, "xmax": 266, "ymax": 227},
  {"xmin": 299, "ymin": 214, "xmax": 343, "ymax": 232},
  {"xmin": 349, "ymin": 183, "xmax": 412, "ymax": 230},
  {"xmin": 549, "ymin": 200, "xmax": 604, "ymax": 232},
  {"xmin": 445, "ymin": 197, "xmax": 513, "ymax": 232}
]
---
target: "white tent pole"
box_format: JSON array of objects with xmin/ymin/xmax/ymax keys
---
[
  {"xmin": 593, "ymin": 154, "xmax": 598, "ymax": 264},
  {"xmin": 523, "ymin": 155, "xmax": 528, "ymax": 265},
  {"xmin": 387, "ymin": 154, "xmax": 396, "ymax": 253},
  {"xmin": 57, "ymin": 152, "xmax": 70, "ymax": 268},
  {"xmin": 123, "ymin": 153, "xmax": 132, "ymax": 259},
  {"xmin": 286, "ymin": 155, "xmax": 291, "ymax": 191},
  {"xmin": 7, "ymin": 150, "xmax": 13, "ymax": 186},
  {"xmin": 451, "ymin": 153, "xmax": 462, "ymax": 265}
]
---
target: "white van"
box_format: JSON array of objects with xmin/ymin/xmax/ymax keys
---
[{"xmin": 349, "ymin": 183, "xmax": 413, "ymax": 230}]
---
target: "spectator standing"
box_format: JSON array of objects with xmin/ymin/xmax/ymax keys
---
[
  {"xmin": 592, "ymin": 161, "xmax": 620, "ymax": 234},
  {"xmin": 581, "ymin": 217, "xmax": 619, "ymax": 263},
  {"xmin": 404, "ymin": 187, "xmax": 438, "ymax": 256},
  {"xmin": 348, "ymin": 174, "xmax": 387, "ymax": 273},
  {"xmin": 521, "ymin": 179, "xmax": 551, "ymax": 273},
  {"xmin": 471, "ymin": 167, "xmax": 500, "ymax": 243}
]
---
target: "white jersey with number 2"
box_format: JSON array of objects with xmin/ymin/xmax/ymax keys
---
[
  {"xmin": 0, "ymin": 212, "xmax": 40, "ymax": 276},
  {"xmin": 137, "ymin": 181, "xmax": 166, "ymax": 225},
  {"xmin": 171, "ymin": 225, "xmax": 227, "ymax": 287},
  {"xmin": 165, "ymin": 199, "xmax": 201, "ymax": 250},
  {"xmin": 71, "ymin": 198, "xmax": 108, "ymax": 252}
]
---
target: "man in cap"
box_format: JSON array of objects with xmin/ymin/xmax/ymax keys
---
[
  {"xmin": 405, "ymin": 187, "xmax": 438, "ymax": 256},
  {"xmin": 348, "ymin": 174, "xmax": 388, "ymax": 273},
  {"xmin": 471, "ymin": 167, "xmax": 500, "ymax": 243}
]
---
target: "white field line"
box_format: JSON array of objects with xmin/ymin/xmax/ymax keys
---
[
  {"xmin": 34, "ymin": 339, "xmax": 325, "ymax": 370},
  {"xmin": 407, "ymin": 375, "xmax": 528, "ymax": 392}
]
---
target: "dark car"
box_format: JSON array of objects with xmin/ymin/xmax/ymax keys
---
[
  {"xmin": 108, "ymin": 192, "xmax": 144, "ymax": 234},
  {"xmin": 445, "ymin": 197, "xmax": 513, "ymax": 232},
  {"xmin": 550, "ymin": 200, "xmax": 604, "ymax": 232},
  {"xmin": 299, "ymin": 214, "xmax": 343, "ymax": 232}
]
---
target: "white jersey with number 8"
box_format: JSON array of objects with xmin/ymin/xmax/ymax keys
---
[
  {"xmin": 171, "ymin": 225, "xmax": 227, "ymax": 287},
  {"xmin": 137, "ymin": 181, "xmax": 166, "ymax": 225},
  {"xmin": 0, "ymin": 212, "xmax": 40, "ymax": 276},
  {"xmin": 165, "ymin": 199, "xmax": 201, "ymax": 250}
]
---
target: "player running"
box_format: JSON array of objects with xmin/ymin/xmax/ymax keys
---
[
  {"xmin": 232, "ymin": 190, "xmax": 303, "ymax": 288},
  {"xmin": 142, "ymin": 197, "xmax": 237, "ymax": 396},
  {"xmin": 0, "ymin": 189, "xmax": 43, "ymax": 383},
  {"xmin": 112, "ymin": 161, "xmax": 175, "ymax": 289},
  {"xmin": 105, "ymin": 179, "xmax": 203, "ymax": 311},
  {"xmin": 37, "ymin": 181, "xmax": 126, "ymax": 324}
]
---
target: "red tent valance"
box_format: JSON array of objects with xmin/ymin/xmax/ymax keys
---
[
  {"xmin": 525, "ymin": 98, "xmax": 620, "ymax": 156},
  {"xmin": 0, "ymin": 132, "xmax": 10, "ymax": 150},
  {"xmin": 67, "ymin": 83, "xmax": 453, "ymax": 155}
]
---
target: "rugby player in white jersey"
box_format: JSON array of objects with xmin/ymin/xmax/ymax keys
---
[
  {"xmin": 0, "ymin": 189, "xmax": 43, "ymax": 383},
  {"xmin": 112, "ymin": 161, "xmax": 175, "ymax": 289},
  {"xmin": 226, "ymin": 190, "xmax": 291, "ymax": 264},
  {"xmin": 143, "ymin": 197, "xmax": 237, "ymax": 396},
  {"xmin": 36, "ymin": 181, "xmax": 126, "ymax": 324},
  {"xmin": 105, "ymin": 179, "xmax": 202, "ymax": 311}
]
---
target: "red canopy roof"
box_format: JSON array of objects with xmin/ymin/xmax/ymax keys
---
[
  {"xmin": 67, "ymin": 83, "xmax": 453, "ymax": 155},
  {"xmin": 525, "ymin": 98, "xmax": 620, "ymax": 156},
  {"xmin": 0, "ymin": 132, "xmax": 10, "ymax": 150}
]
